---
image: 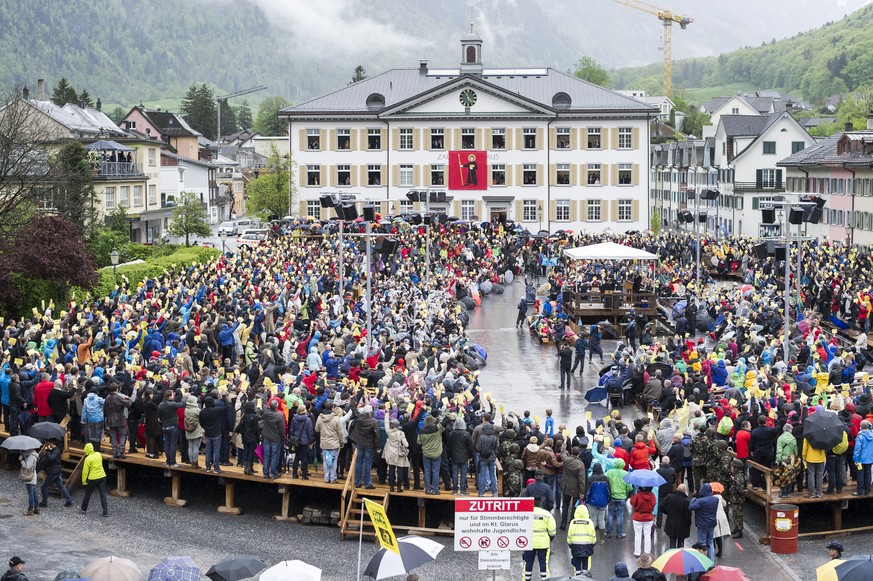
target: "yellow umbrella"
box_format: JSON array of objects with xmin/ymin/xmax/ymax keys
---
[{"xmin": 817, "ymin": 559, "xmax": 844, "ymax": 581}]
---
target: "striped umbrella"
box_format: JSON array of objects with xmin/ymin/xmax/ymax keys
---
[
  {"xmin": 652, "ymin": 548, "xmax": 714, "ymax": 574},
  {"xmin": 363, "ymin": 536, "xmax": 443, "ymax": 580}
]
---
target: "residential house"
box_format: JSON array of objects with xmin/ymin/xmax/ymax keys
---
[
  {"xmin": 649, "ymin": 138, "xmax": 717, "ymax": 234},
  {"xmin": 120, "ymin": 106, "xmax": 201, "ymax": 160}
]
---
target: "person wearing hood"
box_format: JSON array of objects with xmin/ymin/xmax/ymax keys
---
[
  {"xmin": 80, "ymin": 442, "xmax": 108, "ymax": 517},
  {"xmin": 183, "ymin": 396, "xmax": 204, "ymax": 469},
  {"xmin": 200, "ymin": 395, "xmax": 226, "ymax": 473},
  {"xmin": 383, "ymin": 413, "xmax": 410, "ymax": 492},
  {"xmin": 80, "ymin": 391, "xmax": 105, "ymax": 452},
  {"xmin": 315, "ymin": 401, "xmax": 344, "ymax": 483},
  {"xmin": 629, "ymin": 485, "xmax": 656, "ymax": 557},
  {"xmin": 521, "ymin": 436, "xmax": 541, "ymax": 483},
  {"xmin": 475, "ymin": 422, "xmax": 499, "ymax": 497},
  {"xmin": 711, "ymin": 359, "xmax": 728, "ymax": 387},
  {"xmin": 19, "ymin": 448, "xmax": 38, "ymax": 516},
  {"xmin": 447, "ymin": 415, "xmax": 472, "ymax": 495},
  {"xmin": 417, "ymin": 414, "xmax": 444, "ymax": 495},
  {"xmin": 567, "ymin": 503, "xmax": 596, "ymax": 577},
  {"xmin": 608, "ymin": 561, "xmax": 631, "ymax": 581},
  {"xmin": 689, "ymin": 483, "xmax": 719, "ymax": 561},
  {"xmin": 234, "ymin": 401, "xmax": 260, "ymax": 476},
  {"xmin": 853, "ymin": 419, "xmax": 873, "ymax": 496},
  {"xmin": 290, "ymin": 405, "xmax": 314, "ymax": 479},
  {"xmin": 350, "ymin": 404, "xmax": 379, "ymax": 489},
  {"xmin": 605, "ymin": 458, "xmax": 633, "ymax": 539}
]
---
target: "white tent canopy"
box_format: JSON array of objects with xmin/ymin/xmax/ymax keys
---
[{"xmin": 563, "ymin": 241, "xmax": 658, "ymax": 261}]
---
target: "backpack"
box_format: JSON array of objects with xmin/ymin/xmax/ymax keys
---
[
  {"xmin": 717, "ymin": 415, "xmax": 733, "ymax": 436},
  {"xmin": 587, "ymin": 480, "xmax": 609, "ymax": 508}
]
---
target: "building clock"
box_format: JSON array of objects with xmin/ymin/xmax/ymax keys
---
[{"xmin": 459, "ymin": 89, "xmax": 478, "ymax": 107}]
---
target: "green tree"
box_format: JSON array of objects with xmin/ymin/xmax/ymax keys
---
[
  {"xmin": 245, "ymin": 144, "xmax": 295, "ymax": 219},
  {"xmin": 108, "ymin": 106, "xmax": 126, "ymax": 124},
  {"xmin": 51, "ymin": 77, "xmax": 78, "ymax": 106},
  {"xmin": 650, "ymin": 207, "xmax": 662, "ymax": 236},
  {"xmin": 77, "ymin": 89, "xmax": 94, "ymax": 108},
  {"xmin": 573, "ymin": 56, "xmax": 609, "ymax": 87},
  {"xmin": 168, "ymin": 191, "xmax": 211, "ymax": 246},
  {"xmin": 254, "ymin": 95, "xmax": 291, "ymax": 136},
  {"xmin": 348, "ymin": 65, "xmax": 368, "ymax": 85},
  {"xmin": 181, "ymin": 83, "xmax": 217, "ymax": 140},
  {"xmin": 52, "ymin": 141, "xmax": 99, "ymax": 238},
  {"xmin": 237, "ymin": 100, "xmax": 253, "ymax": 131},
  {"xmin": 219, "ymin": 99, "xmax": 237, "ymax": 137}
]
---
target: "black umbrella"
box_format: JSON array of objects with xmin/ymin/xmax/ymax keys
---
[
  {"xmin": 835, "ymin": 555, "xmax": 873, "ymax": 581},
  {"xmin": 646, "ymin": 362, "xmax": 674, "ymax": 377},
  {"xmin": 803, "ymin": 410, "xmax": 845, "ymax": 450},
  {"xmin": 29, "ymin": 422, "xmax": 67, "ymax": 441},
  {"xmin": 205, "ymin": 556, "xmax": 266, "ymax": 581}
]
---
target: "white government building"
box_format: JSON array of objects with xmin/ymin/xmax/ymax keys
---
[{"xmin": 279, "ymin": 28, "xmax": 657, "ymax": 233}]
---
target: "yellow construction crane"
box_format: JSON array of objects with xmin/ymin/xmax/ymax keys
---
[{"xmin": 612, "ymin": 0, "xmax": 692, "ymax": 97}]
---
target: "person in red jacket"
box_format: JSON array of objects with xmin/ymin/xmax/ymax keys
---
[
  {"xmin": 734, "ymin": 421, "xmax": 752, "ymax": 471},
  {"xmin": 629, "ymin": 486, "xmax": 656, "ymax": 557},
  {"xmin": 629, "ymin": 434, "xmax": 656, "ymax": 471},
  {"xmin": 613, "ymin": 439, "xmax": 630, "ymax": 466},
  {"xmin": 33, "ymin": 374, "xmax": 55, "ymax": 422}
]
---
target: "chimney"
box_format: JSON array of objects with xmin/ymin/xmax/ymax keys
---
[
  {"xmin": 96, "ymin": 98, "xmax": 101, "ymax": 111},
  {"xmin": 22, "ymin": 86, "xmax": 29, "ymax": 100},
  {"xmin": 419, "ymin": 59, "xmax": 428, "ymax": 75},
  {"xmin": 846, "ymin": 122, "xmax": 854, "ymax": 132},
  {"xmin": 868, "ymin": 111, "xmax": 873, "ymax": 131},
  {"xmin": 37, "ymin": 78, "xmax": 45, "ymax": 100}
]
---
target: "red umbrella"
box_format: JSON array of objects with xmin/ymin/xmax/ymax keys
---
[{"xmin": 702, "ymin": 565, "xmax": 752, "ymax": 581}]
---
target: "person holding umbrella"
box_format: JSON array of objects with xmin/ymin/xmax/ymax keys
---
[
  {"xmin": 629, "ymin": 486, "xmax": 657, "ymax": 557},
  {"xmin": 803, "ymin": 409, "xmax": 830, "ymax": 499},
  {"xmin": 19, "ymin": 448, "xmax": 38, "ymax": 516},
  {"xmin": 37, "ymin": 439, "xmax": 73, "ymax": 508}
]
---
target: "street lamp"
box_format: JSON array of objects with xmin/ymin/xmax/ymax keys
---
[
  {"xmin": 218, "ymin": 229, "xmax": 227, "ymax": 254},
  {"xmin": 110, "ymin": 247, "xmax": 119, "ymax": 284}
]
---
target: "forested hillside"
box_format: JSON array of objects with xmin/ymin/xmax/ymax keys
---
[{"xmin": 612, "ymin": 4, "xmax": 873, "ymax": 104}]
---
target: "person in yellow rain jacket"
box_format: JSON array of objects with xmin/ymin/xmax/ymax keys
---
[
  {"xmin": 567, "ymin": 503, "xmax": 596, "ymax": 578},
  {"xmin": 523, "ymin": 500, "xmax": 556, "ymax": 581},
  {"xmin": 802, "ymin": 431, "xmax": 827, "ymax": 499},
  {"xmin": 80, "ymin": 442, "xmax": 109, "ymax": 517}
]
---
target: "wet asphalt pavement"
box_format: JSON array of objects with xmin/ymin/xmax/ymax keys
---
[{"xmin": 0, "ymin": 276, "xmax": 797, "ymax": 581}]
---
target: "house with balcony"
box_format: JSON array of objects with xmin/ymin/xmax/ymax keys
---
[
  {"xmin": 649, "ymin": 138, "xmax": 717, "ymax": 233},
  {"xmin": 119, "ymin": 106, "xmax": 202, "ymax": 161}
]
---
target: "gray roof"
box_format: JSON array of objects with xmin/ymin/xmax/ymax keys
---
[
  {"xmin": 281, "ymin": 69, "xmax": 656, "ymax": 116},
  {"xmin": 745, "ymin": 96, "xmax": 774, "ymax": 114},
  {"xmin": 719, "ymin": 114, "xmax": 771, "ymax": 137},
  {"xmin": 701, "ymin": 96, "xmax": 731, "ymax": 114},
  {"xmin": 778, "ymin": 132, "xmax": 873, "ymax": 168}
]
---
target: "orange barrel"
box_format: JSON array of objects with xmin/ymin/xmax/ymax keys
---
[{"xmin": 770, "ymin": 503, "xmax": 799, "ymax": 554}]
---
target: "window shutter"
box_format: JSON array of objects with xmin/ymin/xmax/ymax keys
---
[
  {"xmin": 536, "ymin": 128, "xmax": 544, "ymax": 150},
  {"xmin": 776, "ymin": 169, "xmax": 783, "ymax": 188},
  {"xmin": 549, "ymin": 129, "xmax": 557, "ymax": 150},
  {"xmin": 549, "ymin": 202, "xmax": 557, "ymax": 222},
  {"xmin": 380, "ymin": 166, "xmax": 386, "ymax": 186},
  {"xmin": 359, "ymin": 166, "xmax": 367, "ymax": 186},
  {"xmin": 756, "ymin": 169, "xmax": 763, "ymax": 189},
  {"xmin": 505, "ymin": 128, "xmax": 513, "ymax": 150},
  {"xmin": 611, "ymin": 164, "xmax": 619, "ymax": 186},
  {"xmin": 329, "ymin": 130, "xmax": 336, "ymax": 151},
  {"xmin": 582, "ymin": 128, "xmax": 589, "ymax": 150},
  {"xmin": 320, "ymin": 166, "xmax": 326, "ymax": 187},
  {"xmin": 752, "ymin": 197, "xmax": 759, "ymax": 210},
  {"xmin": 413, "ymin": 128, "xmax": 421, "ymax": 150},
  {"xmin": 477, "ymin": 128, "xmax": 484, "ymax": 149},
  {"xmin": 392, "ymin": 166, "xmax": 400, "ymax": 185},
  {"xmin": 359, "ymin": 129, "xmax": 367, "ymax": 150},
  {"xmin": 485, "ymin": 128, "xmax": 492, "ymax": 148},
  {"xmin": 632, "ymin": 164, "xmax": 640, "ymax": 186},
  {"xmin": 583, "ymin": 164, "xmax": 589, "ymax": 185},
  {"xmin": 299, "ymin": 201, "xmax": 306, "ymax": 216},
  {"xmin": 515, "ymin": 128, "xmax": 523, "ymax": 149},
  {"xmin": 632, "ymin": 127, "xmax": 640, "ymax": 149},
  {"xmin": 537, "ymin": 164, "xmax": 544, "ymax": 186},
  {"xmin": 611, "ymin": 128, "xmax": 619, "ymax": 149},
  {"xmin": 392, "ymin": 128, "xmax": 399, "ymax": 150},
  {"xmin": 413, "ymin": 164, "xmax": 420, "ymax": 187},
  {"xmin": 475, "ymin": 200, "xmax": 484, "ymax": 219},
  {"xmin": 453, "ymin": 128, "xmax": 461, "ymax": 150},
  {"xmin": 299, "ymin": 129, "xmax": 307, "ymax": 150},
  {"xmin": 570, "ymin": 164, "xmax": 577, "ymax": 186},
  {"xmin": 452, "ymin": 200, "xmax": 461, "ymax": 216},
  {"xmin": 515, "ymin": 200, "xmax": 523, "ymax": 221},
  {"xmin": 570, "ymin": 200, "xmax": 578, "ymax": 222},
  {"xmin": 601, "ymin": 129, "xmax": 609, "ymax": 149},
  {"xmin": 601, "ymin": 200, "xmax": 608, "ymax": 221},
  {"xmin": 549, "ymin": 164, "xmax": 557, "ymax": 186},
  {"xmin": 515, "ymin": 164, "xmax": 523, "ymax": 187},
  {"xmin": 320, "ymin": 129, "xmax": 326, "ymax": 150},
  {"xmin": 611, "ymin": 200, "xmax": 619, "ymax": 221},
  {"xmin": 424, "ymin": 164, "xmax": 431, "ymax": 186},
  {"xmin": 350, "ymin": 129, "xmax": 357, "ymax": 151},
  {"xmin": 298, "ymin": 167, "xmax": 305, "ymax": 188},
  {"xmin": 350, "ymin": 165, "xmax": 358, "ymax": 187},
  {"xmin": 632, "ymin": 200, "xmax": 640, "ymax": 222},
  {"xmin": 327, "ymin": 165, "xmax": 335, "ymax": 186},
  {"xmin": 570, "ymin": 128, "xmax": 578, "ymax": 149}
]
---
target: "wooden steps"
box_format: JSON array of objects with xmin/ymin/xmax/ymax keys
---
[{"xmin": 339, "ymin": 489, "xmax": 389, "ymax": 540}]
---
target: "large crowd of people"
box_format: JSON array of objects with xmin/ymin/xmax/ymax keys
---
[{"xmin": 2, "ymin": 217, "xmax": 872, "ymax": 579}]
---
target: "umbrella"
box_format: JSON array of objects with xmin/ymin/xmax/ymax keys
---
[
  {"xmin": 584, "ymin": 386, "xmax": 608, "ymax": 405},
  {"xmin": 646, "ymin": 362, "xmax": 673, "ymax": 377},
  {"xmin": 623, "ymin": 469, "xmax": 666, "ymax": 488},
  {"xmin": 79, "ymin": 556, "xmax": 142, "ymax": 581},
  {"xmin": 29, "ymin": 422, "xmax": 67, "ymax": 441},
  {"xmin": 55, "ymin": 572, "xmax": 81, "ymax": 581},
  {"xmin": 504, "ymin": 270, "xmax": 514, "ymax": 284},
  {"xmin": 816, "ymin": 560, "xmax": 844, "ymax": 581},
  {"xmin": 363, "ymin": 535, "xmax": 443, "ymax": 580},
  {"xmin": 479, "ymin": 281, "xmax": 493, "ymax": 294},
  {"xmin": 835, "ymin": 555, "xmax": 873, "ymax": 581},
  {"xmin": 205, "ymin": 556, "xmax": 266, "ymax": 581},
  {"xmin": 259, "ymin": 560, "xmax": 321, "ymax": 581},
  {"xmin": 85, "ymin": 139, "xmax": 133, "ymax": 151},
  {"xmin": 0, "ymin": 435, "xmax": 42, "ymax": 451},
  {"xmin": 472, "ymin": 344, "xmax": 488, "ymax": 361},
  {"xmin": 803, "ymin": 410, "xmax": 845, "ymax": 450},
  {"xmin": 148, "ymin": 557, "xmax": 201, "ymax": 581},
  {"xmin": 672, "ymin": 300, "xmax": 687, "ymax": 316},
  {"xmin": 652, "ymin": 548, "xmax": 714, "ymax": 574},
  {"xmin": 703, "ymin": 566, "xmax": 751, "ymax": 581}
]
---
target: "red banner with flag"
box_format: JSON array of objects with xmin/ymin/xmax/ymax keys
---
[{"xmin": 448, "ymin": 150, "xmax": 487, "ymax": 191}]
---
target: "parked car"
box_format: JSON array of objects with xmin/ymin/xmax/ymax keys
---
[
  {"xmin": 218, "ymin": 221, "xmax": 237, "ymax": 236},
  {"xmin": 236, "ymin": 231, "xmax": 267, "ymax": 247}
]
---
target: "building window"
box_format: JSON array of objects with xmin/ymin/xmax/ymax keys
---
[
  {"xmin": 618, "ymin": 199, "xmax": 632, "ymax": 221},
  {"xmin": 306, "ymin": 200, "xmax": 321, "ymax": 220},
  {"xmin": 119, "ymin": 186, "xmax": 130, "ymax": 207},
  {"xmin": 337, "ymin": 165, "xmax": 351, "ymax": 186},
  {"xmin": 461, "ymin": 128, "xmax": 475, "ymax": 149},
  {"xmin": 307, "ymin": 164, "xmax": 321, "ymax": 186},
  {"xmin": 105, "ymin": 187, "xmax": 116, "ymax": 210},
  {"xmin": 491, "ymin": 164, "xmax": 505, "ymax": 186},
  {"xmin": 618, "ymin": 127, "xmax": 632, "ymax": 149},
  {"xmin": 148, "ymin": 184, "xmax": 157, "ymax": 205},
  {"xmin": 763, "ymin": 141, "xmax": 776, "ymax": 155},
  {"xmin": 556, "ymin": 200, "xmax": 570, "ymax": 221},
  {"xmin": 399, "ymin": 199, "xmax": 413, "ymax": 213},
  {"xmin": 399, "ymin": 128, "xmax": 413, "ymax": 150},
  {"xmin": 587, "ymin": 199, "xmax": 601, "ymax": 221},
  {"xmin": 492, "ymin": 128, "xmax": 505, "ymax": 149},
  {"xmin": 791, "ymin": 141, "xmax": 805, "ymax": 154},
  {"xmin": 587, "ymin": 164, "xmax": 601, "ymax": 185},
  {"xmin": 522, "ymin": 200, "xmax": 537, "ymax": 221},
  {"xmin": 556, "ymin": 128, "xmax": 570, "ymax": 149},
  {"xmin": 133, "ymin": 185, "xmax": 143, "ymax": 207},
  {"xmin": 399, "ymin": 164, "xmax": 413, "ymax": 187},
  {"xmin": 367, "ymin": 129, "xmax": 381, "ymax": 150},
  {"xmin": 731, "ymin": 107, "xmax": 740, "ymax": 114},
  {"xmin": 367, "ymin": 164, "xmax": 381, "ymax": 185},
  {"xmin": 587, "ymin": 128, "xmax": 601, "ymax": 149},
  {"xmin": 523, "ymin": 163, "xmax": 537, "ymax": 185},
  {"xmin": 523, "ymin": 128, "xmax": 536, "ymax": 149},
  {"xmin": 337, "ymin": 129, "xmax": 351, "ymax": 150},
  {"xmin": 430, "ymin": 129, "xmax": 444, "ymax": 149},
  {"xmin": 461, "ymin": 200, "xmax": 475, "ymax": 221},
  {"xmin": 148, "ymin": 148, "xmax": 156, "ymax": 166},
  {"xmin": 618, "ymin": 163, "xmax": 632, "ymax": 185},
  {"xmin": 430, "ymin": 164, "xmax": 444, "ymax": 186},
  {"xmin": 761, "ymin": 169, "xmax": 777, "ymax": 188},
  {"xmin": 556, "ymin": 163, "xmax": 570, "ymax": 185},
  {"xmin": 307, "ymin": 128, "xmax": 320, "ymax": 150}
]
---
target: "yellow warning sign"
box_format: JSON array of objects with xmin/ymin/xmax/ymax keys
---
[{"xmin": 364, "ymin": 498, "xmax": 400, "ymax": 554}]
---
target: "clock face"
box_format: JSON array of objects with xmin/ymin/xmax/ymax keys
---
[{"xmin": 459, "ymin": 89, "xmax": 477, "ymax": 107}]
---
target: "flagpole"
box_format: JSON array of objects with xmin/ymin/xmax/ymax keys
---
[{"xmin": 357, "ymin": 500, "xmax": 364, "ymax": 581}]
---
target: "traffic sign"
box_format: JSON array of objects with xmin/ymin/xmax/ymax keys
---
[{"xmin": 454, "ymin": 497, "xmax": 534, "ymax": 552}]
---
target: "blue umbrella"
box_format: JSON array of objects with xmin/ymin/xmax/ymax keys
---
[
  {"xmin": 149, "ymin": 557, "xmax": 200, "ymax": 581},
  {"xmin": 623, "ymin": 469, "xmax": 666, "ymax": 488},
  {"xmin": 584, "ymin": 386, "xmax": 607, "ymax": 405},
  {"xmin": 472, "ymin": 344, "xmax": 487, "ymax": 361}
]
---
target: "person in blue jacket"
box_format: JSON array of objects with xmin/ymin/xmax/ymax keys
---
[
  {"xmin": 688, "ymin": 483, "xmax": 719, "ymax": 561},
  {"xmin": 218, "ymin": 321, "xmax": 239, "ymax": 361},
  {"xmin": 853, "ymin": 420, "xmax": 873, "ymax": 496}
]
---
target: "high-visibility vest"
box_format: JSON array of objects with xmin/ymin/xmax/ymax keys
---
[
  {"xmin": 567, "ymin": 518, "xmax": 596, "ymax": 545},
  {"xmin": 532, "ymin": 507, "xmax": 556, "ymax": 549}
]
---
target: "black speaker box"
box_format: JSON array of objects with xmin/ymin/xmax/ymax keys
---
[
  {"xmin": 320, "ymin": 194, "xmax": 336, "ymax": 208},
  {"xmin": 363, "ymin": 205, "xmax": 376, "ymax": 221},
  {"xmin": 762, "ymin": 208, "xmax": 776, "ymax": 224},
  {"xmin": 804, "ymin": 206, "xmax": 823, "ymax": 224},
  {"xmin": 788, "ymin": 208, "xmax": 804, "ymax": 225},
  {"xmin": 775, "ymin": 245, "xmax": 787, "ymax": 262},
  {"xmin": 753, "ymin": 242, "xmax": 769, "ymax": 261},
  {"xmin": 698, "ymin": 213, "xmax": 707, "ymax": 223},
  {"xmin": 337, "ymin": 203, "xmax": 358, "ymax": 221}
]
